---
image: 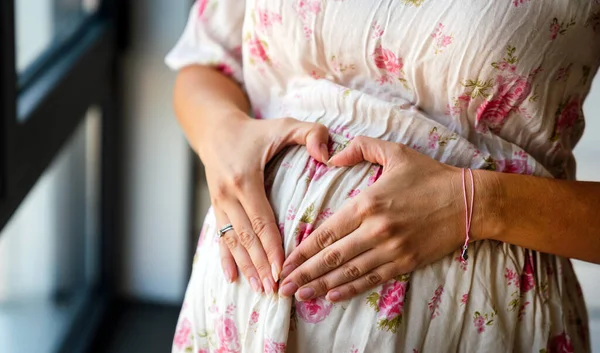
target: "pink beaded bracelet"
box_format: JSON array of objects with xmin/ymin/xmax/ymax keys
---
[{"xmin": 461, "ymin": 168, "xmax": 474, "ymax": 263}]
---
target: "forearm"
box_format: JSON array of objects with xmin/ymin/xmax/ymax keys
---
[
  {"xmin": 173, "ymin": 65, "xmax": 250, "ymax": 154},
  {"xmin": 474, "ymin": 170, "xmax": 600, "ymax": 263}
]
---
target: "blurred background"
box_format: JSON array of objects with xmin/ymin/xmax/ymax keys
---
[{"xmin": 0, "ymin": 1, "xmax": 598, "ymax": 352}]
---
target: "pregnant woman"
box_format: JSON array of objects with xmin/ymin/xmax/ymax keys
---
[{"xmin": 166, "ymin": 1, "xmax": 600, "ymax": 352}]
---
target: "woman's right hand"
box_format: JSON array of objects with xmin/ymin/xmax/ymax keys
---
[{"xmin": 197, "ymin": 111, "xmax": 330, "ymax": 295}]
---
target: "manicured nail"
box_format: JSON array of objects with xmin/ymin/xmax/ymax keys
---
[
  {"xmin": 250, "ymin": 277, "xmax": 262, "ymax": 293},
  {"xmin": 279, "ymin": 282, "xmax": 298, "ymax": 297},
  {"xmin": 263, "ymin": 277, "xmax": 274, "ymax": 295},
  {"xmin": 320, "ymin": 144, "xmax": 329, "ymax": 163},
  {"xmin": 271, "ymin": 263, "xmax": 281, "ymax": 282},
  {"xmin": 224, "ymin": 269, "xmax": 234, "ymax": 283},
  {"xmin": 280, "ymin": 264, "xmax": 294, "ymax": 280},
  {"xmin": 296, "ymin": 287, "xmax": 315, "ymax": 301},
  {"xmin": 327, "ymin": 291, "xmax": 341, "ymax": 302}
]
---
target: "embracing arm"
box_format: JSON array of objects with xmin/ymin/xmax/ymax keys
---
[{"xmin": 476, "ymin": 170, "xmax": 600, "ymax": 263}]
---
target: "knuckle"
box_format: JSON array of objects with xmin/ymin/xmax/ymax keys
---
[
  {"xmin": 316, "ymin": 278, "xmax": 329, "ymax": 292},
  {"xmin": 374, "ymin": 218, "xmax": 394, "ymax": 237},
  {"xmin": 359, "ymin": 197, "xmax": 379, "ymax": 217},
  {"xmin": 223, "ymin": 234, "xmax": 238, "ymax": 249},
  {"xmin": 299, "ymin": 271, "xmax": 312, "ymax": 284},
  {"xmin": 364, "ymin": 271, "xmax": 383, "ymax": 286},
  {"xmin": 315, "ymin": 228, "xmax": 336, "ymax": 250},
  {"xmin": 229, "ymin": 171, "xmax": 246, "ymax": 190},
  {"xmin": 250, "ymin": 216, "xmax": 272, "ymax": 239},
  {"xmin": 238, "ymin": 230, "xmax": 256, "ymax": 249},
  {"xmin": 404, "ymin": 253, "xmax": 420, "ymax": 272},
  {"xmin": 239, "ymin": 263, "xmax": 254, "ymax": 275},
  {"xmin": 345, "ymin": 283, "xmax": 358, "ymax": 297},
  {"xmin": 322, "ymin": 248, "xmax": 344, "ymax": 269},
  {"xmin": 254, "ymin": 263, "xmax": 270, "ymax": 275},
  {"xmin": 211, "ymin": 184, "xmax": 228, "ymax": 204},
  {"xmin": 353, "ymin": 136, "xmax": 368, "ymax": 145},
  {"xmin": 342, "ymin": 264, "xmax": 362, "ymax": 280}
]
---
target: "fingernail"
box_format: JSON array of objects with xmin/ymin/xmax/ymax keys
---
[
  {"xmin": 224, "ymin": 269, "xmax": 234, "ymax": 283},
  {"xmin": 327, "ymin": 291, "xmax": 341, "ymax": 302},
  {"xmin": 250, "ymin": 277, "xmax": 262, "ymax": 293},
  {"xmin": 263, "ymin": 277, "xmax": 274, "ymax": 295},
  {"xmin": 296, "ymin": 287, "xmax": 315, "ymax": 301},
  {"xmin": 280, "ymin": 264, "xmax": 294, "ymax": 280},
  {"xmin": 320, "ymin": 144, "xmax": 329, "ymax": 163},
  {"xmin": 279, "ymin": 282, "xmax": 298, "ymax": 297},
  {"xmin": 271, "ymin": 263, "xmax": 281, "ymax": 282}
]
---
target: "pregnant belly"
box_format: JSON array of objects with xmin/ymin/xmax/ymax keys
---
[{"xmin": 265, "ymin": 130, "xmax": 378, "ymax": 255}]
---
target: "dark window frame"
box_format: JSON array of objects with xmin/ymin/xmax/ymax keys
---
[{"xmin": 0, "ymin": 1, "xmax": 128, "ymax": 352}]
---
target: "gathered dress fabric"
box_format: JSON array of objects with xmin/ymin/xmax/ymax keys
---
[{"xmin": 166, "ymin": 1, "xmax": 600, "ymax": 352}]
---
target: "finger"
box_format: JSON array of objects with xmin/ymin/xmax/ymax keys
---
[
  {"xmin": 237, "ymin": 176, "xmax": 284, "ymax": 284},
  {"xmin": 217, "ymin": 208, "xmax": 263, "ymax": 293},
  {"xmin": 279, "ymin": 198, "xmax": 362, "ymax": 282},
  {"xmin": 227, "ymin": 202, "xmax": 277, "ymax": 295},
  {"xmin": 278, "ymin": 118, "xmax": 331, "ymax": 163},
  {"xmin": 328, "ymin": 135, "xmax": 401, "ymax": 167},
  {"xmin": 214, "ymin": 208, "xmax": 238, "ymax": 283},
  {"xmin": 292, "ymin": 235, "xmax": 391, "ymax": 301},
  {"xmin": 326, "ymin": 262, "xmax": 400, "ymax": 302}
]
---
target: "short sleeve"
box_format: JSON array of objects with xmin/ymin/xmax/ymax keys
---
[{"xmin": 165, "ymin": 0, "xmax": 246, "ymax": 85}]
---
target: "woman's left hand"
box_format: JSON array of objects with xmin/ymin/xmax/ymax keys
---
[{"xmin": 278, "ymin": 136, "xmax": 481, "ymax": 302}]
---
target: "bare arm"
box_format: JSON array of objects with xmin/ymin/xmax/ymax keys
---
[
  {"xmin": 173, "ymin": 65, "xmax": 250, "ymax": 154},
  {"xmin": 476, "ymin": 171, "xmax": 600, "ymax": 263},
  {"xmin": 172, "ymin": 65, "xmax": 330, "ymax": 293}
]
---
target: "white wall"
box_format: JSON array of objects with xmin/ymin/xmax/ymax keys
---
[{"xmin": 119, "ymin": 1, "xmax": 192, "ymax": 303}]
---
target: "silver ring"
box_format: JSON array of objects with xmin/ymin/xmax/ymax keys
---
[{"xmin": 217, "ymin": 223, "xmax": 234, "ymax": 238}]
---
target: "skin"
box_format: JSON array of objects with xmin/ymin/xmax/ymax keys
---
[
  {"xmin": 278, "ymin": 136, "xmax": 600, "ymax": 302},
  {"xmin": 174, "ymin": 64, "xmax": 600, "ymax": 303},
  {"xmin": 173, "ymin": 65, "xmax": 330, "ymax": 294}
]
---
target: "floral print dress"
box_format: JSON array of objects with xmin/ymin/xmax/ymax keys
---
[{"xmin": 166, "ymin": 1, "xmax": 600, "ymax": 352}]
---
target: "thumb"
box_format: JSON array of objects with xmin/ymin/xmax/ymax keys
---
[
  {"xmin": 278, "ymin": 118, "xmax": 331, "ymax": 163},
  {"xmin": 328, "ymin": 136, "xmax": 394, "ymax": 167}
]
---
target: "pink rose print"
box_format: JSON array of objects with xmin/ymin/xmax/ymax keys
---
[
  {"xmin": 293, "ymin": 0, "xmax": 322, "ymax": 39},
  {"xmin": 585, "ymin": 11, "xmax": 600, "ymax": 32},
  {"xmin": 296, "ymin": 222, "xmax": 314, "ymax": 245},
  {"xmin": 295, "ymin": 296, "xmax": 333, "ymax": 323},
  {"xmin": 197, "ymin": 0, "xmax": 209, "ymax": 18},
  {"xmin": 264, "ymin": 338, "xmax": 286, "ymax": 353},
  {"xmin": 249, "ymin": 310, "xmax": 260, "ymax": 325},
  {"xmin": 495, "ymin": 150, "xmax": 533, "ymax": 175},
  {"xmin": 173, "ymin": 318, "xmax": 192, "ymax": 350},
  {"xmin": 505, "ymin": 268, "xmax": 520, "ymax": 288},
  {"xmin": 549, "ymin": 17, "xmax": 576, "ymax": 40},
  {"xmin": 431, "ymin": 23, "xmax": 453, "ymax": 54},
  {"xmin": 476, "ymin": 74, "xmax": 532, "ymax": 134},
  {"xmin": 428, "ymin": 285, "xmax": 444, "ymax": 319},
  {"xmin": 247, "ymin": 36, "xmax": 269, "ymax": 64},
  {"xmin": 215, "ymin": 63, "xmax": 234, "ymax": 77},
  {"xmin": 216, "ymin": 315, "xmax": 241, "ymax": 353},
  {"xmin": 256, "ymin": 9, "xmax": 282, "ymax": 32},
  {"xmin": 377, "ymin": 281, "xmax": 407, "ymax": 321},
  {"xmin": 317, "ymin": 208, "xmax": 333, "ymax": 221},
  {"xmin": 520, "ymin": 251, "xmax": 535, "ymax": 293},
  {"xmin": 349, "ymin": 345, "xmax": 359, "ymax": 353},
  {"xmin": 551, "ymin": 96, "xmax": 581, "ymax": 141},
  {"xmin": 473, "ymin": 315, "xmax": 486, "ymax": 333},
  {"xmin": 278, "ymin": 223, "xmax": 285, "ymax": 238},
  {"xmin": 305, "ymin": 157, "xmax": 330, "ymax": 182},
  {"xmin": 367, "ymin": 165, "xmax": 383, "ymax": 186},
  {"xmin": 555, "ymin": 64, "xmax": 572, "ymax": 81},
  {"xmin": 454, "ymin": 254, "xmax": 467, "ymax": 271},
  {"xmin": 199, "ymin": 349, "xmax": 209, "ymax": 353},
  {"xmin": 461, "ymin": 293, "xmax": 469, "ymax": 306},
  {"xmin": 347, "ymin": 189, "xmax": 361, "ymax": 198},
  {"xmin": 548, "ymin": 331, "xmax": 574, "ymax": 353},
  {"xmin": 512, "ymin": 0, "xmax": 530, "ymax": 7},
  {"xmin": 373, "ymin": 46, "xmax": 403, "ymax": 74},
  {"xmin": 371, "ymin": 22, "xmax": 384, "ymax": 39},
  {"xmin": 472, "ymin": 310, "xmax": 496, "ymax": 334}
]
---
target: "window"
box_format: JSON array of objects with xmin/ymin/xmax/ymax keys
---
[{"xmin": 0, "ymin": 0, "xmax": 126, "ymax": 352}]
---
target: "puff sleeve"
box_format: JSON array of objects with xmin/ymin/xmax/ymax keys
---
[{"xmin": 165, "ymin": 0, "xmax": 246, "ymax": 85}]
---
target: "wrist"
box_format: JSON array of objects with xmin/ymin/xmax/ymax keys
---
[{"xmin": 471, "ymin": 169, "xmax": 505, "ymax": 242}]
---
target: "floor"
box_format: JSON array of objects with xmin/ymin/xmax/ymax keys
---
[{"xmin": 90, "ymin": 301, "xmax": 180, "ymax": 353}]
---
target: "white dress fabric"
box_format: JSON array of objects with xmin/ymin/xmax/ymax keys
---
[{"xmin": 166, "ymin": 1, "xmax": 600, "ymax": 352}]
